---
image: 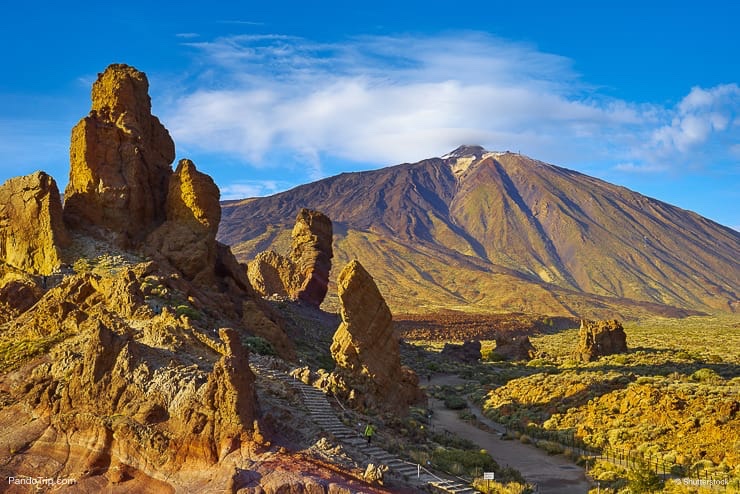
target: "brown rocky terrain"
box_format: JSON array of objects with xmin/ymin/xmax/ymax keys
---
[
  {"xmin": 0, "ymin": 64, "xmax": 393, "ymax": 493},
  {"xmin": 220, "ymin": 146, "xmax": 739, "ymax": 319}
]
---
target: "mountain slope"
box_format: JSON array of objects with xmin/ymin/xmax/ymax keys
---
[{"xmin": 219, "ymin": 146, "xmax": 739, "ymax": 317}]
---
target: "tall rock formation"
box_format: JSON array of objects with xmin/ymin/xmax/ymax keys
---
[
  {"xmin": 576, "ymin": 319, "xmax": 628, "ymax": 362},
  {"xmin": 330, "ymin": 260, "xmax": 422, "ymax": 411},
  {"xmin": 247, "ymin": 208, "xmax": 333, "ymax": 308},
  {"xmin": 63, "ymin": 64, "xmax": 175, "ymax": 245},
  {"xmin": 0, "ymin": 171, "xmax": 69, "ymax": 275},
  {"xmin": 290, "ymin": 209, "xmax": 333, "ymax": 307}
]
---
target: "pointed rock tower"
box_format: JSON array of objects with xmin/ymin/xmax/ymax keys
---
[
  {"xmin": 63, "ymin": 64, "xmax": 175, "ymax": 245},
  {"xmin": 330, "ymin": 260, "xmax": 423, "ymax": 411}
]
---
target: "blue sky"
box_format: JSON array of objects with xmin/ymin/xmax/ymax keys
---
[{"xmin": 1, "ymin": 1, "xmax": 739, "ymax": 229}]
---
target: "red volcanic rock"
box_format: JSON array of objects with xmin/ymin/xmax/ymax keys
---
[
  {"xmin": 441, "ymin": 340, "xmax": 482, "ymax": 363},
  {"xmin": 63, "ymin": 64, "xmax": 175, "ymax": 245},
  {"xmin": 247, "ymin": 250, "xmax": 300, "ymax": 299},
  {"xmin": 576, "ymin": 319, "xmax": 628, "ymax": 362}
]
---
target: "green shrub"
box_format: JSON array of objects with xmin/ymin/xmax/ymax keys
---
[
  {"xmin": 432, "ymin": 448, "xmax": 497, "ymax": 477},
  {"xmin": 175, "ymin": 304, "xmax": 200, "ymax": 320},
  {"xmin": 690, "ymin": 368, "xmax": 721, "ymax": 383},
  {"xmin": 443, "ymin": 395, "xmax": 467, "ymax": 410},
  {"xmin": 242, "ymin": 336, "xmax": 276, "ymax": 356}
]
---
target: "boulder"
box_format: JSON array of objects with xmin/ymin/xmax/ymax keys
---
[
  {"xmin": 492, "ymin": 335, "xmax": 537, "ymax": 361},
  {"xmin": 0, "ymin": 171, "xmax": 69, "ymax": 275},
  {"xmin": 441, "ymin": 340, "xmax": 481, "ymax": 362},
  {"xmin": 247, "ymin": 250, "xmax": 299, "ymax": 298},
  {"xmin": 576, "ymin": 319, "xmax": 628, "ymax": 362},
  {"xmin": 63, "ymin": 64, "xmax": 175, "ymax": 245},
  {"xmin": 330, "ymin": 260, "xmax": 422, "ymax": 411}
]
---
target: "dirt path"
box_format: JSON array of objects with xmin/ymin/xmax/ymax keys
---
[{"xmin": 427, "ymin": 375, "xmax": 592, "ymax": 494}]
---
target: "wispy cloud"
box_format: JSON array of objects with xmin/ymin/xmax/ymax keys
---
[
  {"xmin": 175, "ymin": 32, "xmax": 200, "ymax": 39},
  {"xmin": 164, "ymin": 32, "xmax": 740, "ymax": 179},
  {"xmin": 219, "ymin": 180, "xmax": 287, "ymax": 200}
]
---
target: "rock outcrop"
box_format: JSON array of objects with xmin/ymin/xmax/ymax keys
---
[
  {"xmin": 329, "ymin": 260, "xmax": 422, "ymax": 411},
  {"xmin": 147, "ymin": 159, "xmax": 220, "ymax": 285},
  {"xmin": 441, "ymin": 340, "xmax": 481, "ymax": 363},
  {"xmin": 0, "ymin": 265, "xmax": 264, "ymax": 481},
  {"xmin": 247, "ymin": 250, "xmax": 300, "ymax": 299},
  {"xmin": 0, "ymin": 172, "xmax": 69, "ymax": 275},
  {"xmin": 290, "ymin": 209, "xmax": 333, "ymax": 307},
  {"xmin": 492, "ymin": 335, "xmax": 537, "ymax": 361},
  {"xmin": 63, "ymin": 64, "xmax": 175, "ymax": 245},
  {"xmin": 247, "ymin": 208, "xmax": 332, "ymax": 308},
  {"xmin": 575, "ymin": 319, "xmax": 628, "ymax": 362}
]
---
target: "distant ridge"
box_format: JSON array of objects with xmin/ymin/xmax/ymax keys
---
[{"xmin": 219, "ymin": 147, "xmax": 740, "ymax": 318}]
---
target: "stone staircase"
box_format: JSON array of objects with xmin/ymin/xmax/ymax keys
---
[{"xmin": 251, "ymin": 361, "xmax": 478, "ymax": 493}]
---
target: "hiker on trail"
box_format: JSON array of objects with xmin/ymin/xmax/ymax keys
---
[{"xmin": 364, "ymin": 423, "xmax": 376, "ymax": 444}]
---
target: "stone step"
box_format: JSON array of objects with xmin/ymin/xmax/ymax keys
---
[
  {"xmin": 431, "ymin": 480, "xmax": 457, "ymax": 488},
  {"xmin": 375, "ymin": 457, "xmax": 400, "ymax": 465},
  {"xmin": 344, "ymin": 438, "xmax": 366, "ymax": 445}
]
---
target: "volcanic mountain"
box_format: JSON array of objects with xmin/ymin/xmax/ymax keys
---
[{"xmin": 219, "ymin": 146, "xmax": 739, "ymax": 318}]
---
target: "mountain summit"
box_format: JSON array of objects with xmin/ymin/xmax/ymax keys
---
[{"xmin": 220, "ymin": 148, "xmax": 739, "ymax": 318}]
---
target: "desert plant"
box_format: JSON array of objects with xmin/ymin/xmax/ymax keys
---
[
  {"xmin": 242, "ymin": 336, "xmax": 276, "ymax": 356},
  {"xmin": 627, "ymin": 459, "xmax": 664, "ymax": 493}
]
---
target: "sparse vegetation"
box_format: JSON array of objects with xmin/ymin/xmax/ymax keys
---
[
  {"xmin": 0, "ymin": 333, "xmax": 68, "ymax": 371},
  {"xmin": 401, "ymin": 313, "xmax": 740, "ymax": 489},
  {"xmin": 243, "ymin": 336, "xmax": 277, "ymax": 356}
]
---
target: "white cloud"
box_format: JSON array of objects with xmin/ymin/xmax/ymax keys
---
[
  {"xmin": 163, "ymin": 32, "xmax": 739, "ymax": 179},
  {"xmin": 219, "ymin": 180, "xmax": 286, "ymax": 200},
  {"xmin": 650, "ymin": 84, "xmax": 740, "ymax": 156}
]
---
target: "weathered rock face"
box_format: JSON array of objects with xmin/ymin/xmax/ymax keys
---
[
  {"xmin": 576, "ymin": 319, "xmax": 628, "ymax": 362},
  {"xmin": 441, "ymin": 340, "xmax": 481, "ymax": 363},
  {"xmin": 0, "ymin": 172, "xmax": 69, "ymax": 275},
  {"xmin": 247, "ymin": 208, "xmax": 332, "ymax": 308},
  {"xmin": 63, "ymin": 64, "xmax": 175, "ymax": 245},
  {"xmin": 247, "ymin": 251, "xmax": 299, "ymax": 298},
  {"xmin": 290, "ymin": 209, "xmax": 333, "ymax": 307},
  {"xmin": 329, "ymin": 260, "xmax": 422, "ymax": 411},
  {"xmin": 147, "ymin": 159, "xmax": 220, "ymax": 285},
  {"xmin": 0, "ymin": 266, "xmax": 261, "ymax": 480},
  {"xmin": 492, "ymin": 335, "xmax": 537, "ymax": 361}
]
